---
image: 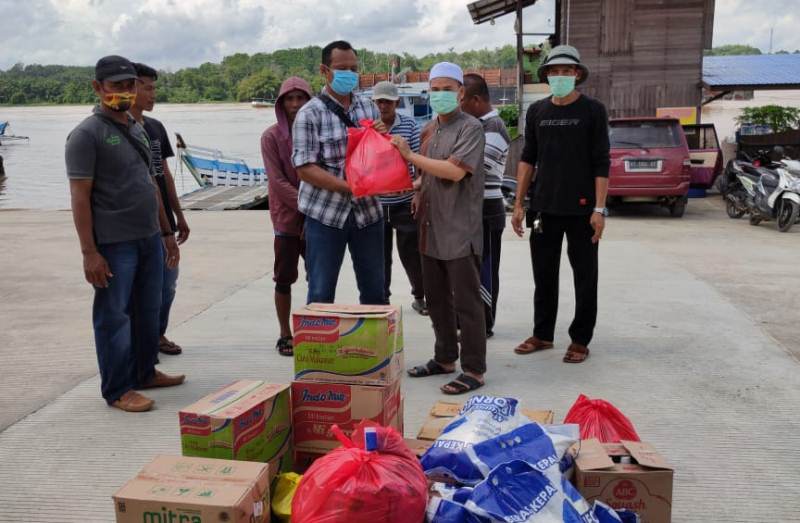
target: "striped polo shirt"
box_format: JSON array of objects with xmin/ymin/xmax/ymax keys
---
[
  {"xmin": 479, "ymin": 110, "xmax": 511, "ymax": 200},
  {"xmin": 380, "ymin": 112, "xmax": 420, "ymax": 206}
]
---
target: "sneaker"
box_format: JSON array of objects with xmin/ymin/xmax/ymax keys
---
[
  {"xmin": 411, "ymin": 299, "xmax": 429, "ymax": 316},
  {"xmin": 138, "ymin": 369, "xmax": 186, "ymax": 389},
  {"xmin": 111, "ymin": 390, "xmax": 154, "ymax": 412}
]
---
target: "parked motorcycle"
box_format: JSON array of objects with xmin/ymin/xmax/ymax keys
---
[{"xmin": 723, "ymin": 148, "xmax": 800, "ymax": 232}]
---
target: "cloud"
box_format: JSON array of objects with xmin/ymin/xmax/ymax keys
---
[
  {"xmin": 713, "ymin": 0, "xmax": 800, "ymax": 53},
  {"xmin": 0, "ymin": 0, "xmax": 797, "ymax": 71}
]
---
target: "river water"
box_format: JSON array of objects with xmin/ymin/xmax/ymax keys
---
[
  {"xmin": 0, "ymin": 103, "xmax": 277, "ymax": 209},
  {"xmin": 1, "ymin": 92, "xmax": 799, "ymax": 210}
]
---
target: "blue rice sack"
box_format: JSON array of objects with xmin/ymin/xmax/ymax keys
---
[
  {"xmin": 464, "ymin": 460, "xmax": 593, "ymax": 522},
  {"xmin": 420, "ymin": 395, "xmax": 578, "ymax": 485}
]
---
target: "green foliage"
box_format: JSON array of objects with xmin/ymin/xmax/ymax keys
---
[
  {"xmin": 498, "ymin": 104, "xmax": 519, "ymax": 128},
  {"xmin": 704, "ymin": 44, "xmax": 763, "ymax": 56},
  {"xmin": 0, "ymin": 45, "xmax": 523, "ymax": 105},
  {"xmin": 498, "ymin": 104, "xmax": 520, "ymax": 139},
  {"xmin": 736, "ymin": 105, "xmax": 800, "ymax": 133},
  {"xmin": 236, "ymin": 69, "xmax": 280, "ymax": 102}
]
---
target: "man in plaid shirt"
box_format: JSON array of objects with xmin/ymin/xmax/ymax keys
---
[{"xmin": 292, "ymin": 40, "xmax": 385, "ymax": 304}]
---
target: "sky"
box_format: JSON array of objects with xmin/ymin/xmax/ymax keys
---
[{"xmin": 0, "ymin": 0, "xmax": 798, "ymax": 71}]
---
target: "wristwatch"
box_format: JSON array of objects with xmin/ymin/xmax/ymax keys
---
[{"xmin": 593, "ymin": 207, "xmax": 609, "ymax": 217}]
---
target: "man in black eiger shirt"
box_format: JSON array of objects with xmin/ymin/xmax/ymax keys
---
[{"xmin": 510, "ymin": 45, "xmax": 610, "ymax": 364}]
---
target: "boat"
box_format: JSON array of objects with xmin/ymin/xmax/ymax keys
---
[
  {"xmin": 0, "ymin": 122, "xmax": 30, "ymax": 145},
  {"xmin": 175, "ymin": 133, "xmax": 266, "ymax": 187},
  {"xmin": 359, "ymin": 82, "xmax": 432, "ymax": 126},
  {"xmin": 251, "ymin": 98, "xmax": 275, "ymax": 108}
]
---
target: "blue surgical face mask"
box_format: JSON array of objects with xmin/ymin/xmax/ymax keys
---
[
  {"xmin": 429, "ymin": 91, "xmax": 459, "ymax": 115},
  {"xmin": 548, "ymin": 75, "xmax": 576, "ymax": 98},
  {"xmin": 328, "ymin": 69, "xmax": 359, "ymax": 95}
]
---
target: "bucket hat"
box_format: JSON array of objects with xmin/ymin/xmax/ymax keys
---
[{"xmin": 537, "ymin": 45, "xmax": 589, "ymax": 85}]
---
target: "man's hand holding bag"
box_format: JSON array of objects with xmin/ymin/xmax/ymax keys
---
[{"xmin": 345, "ymin": 119, "xmax": 413, "ymax": 197}]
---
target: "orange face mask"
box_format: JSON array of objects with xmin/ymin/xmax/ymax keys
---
[{"xmin": 102, "ymin": 92, "xmax": 137, "ymax": 111}]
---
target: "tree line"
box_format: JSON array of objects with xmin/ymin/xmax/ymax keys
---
[
  {"xmin": 3, "ymin": 44, "xmax": 796, "ymax": 106},
  {"xmin": 0, "ymin": 46, "xmax": 519, "ymax": 106}
]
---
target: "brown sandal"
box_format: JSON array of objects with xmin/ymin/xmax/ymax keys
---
[
  {"xmin": 563, "ymin": 343, "xmax": 590, "ymax": 363},
  {"xmin": 159, "ymin": 339, "xmax": 182, "ymax": 355},
  {"xmin": 514, "ymin": 336, "xmax": 554, "ymax": 355}
]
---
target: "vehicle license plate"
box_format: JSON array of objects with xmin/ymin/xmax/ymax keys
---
[{"xmin": 628, "ymin": 160, "xmax": 659, "ymax": 170}]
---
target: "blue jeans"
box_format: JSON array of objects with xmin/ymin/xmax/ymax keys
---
[
  {"xmin": 304, "ymin": 213, "xmax": 385, "ymax": 304},
  {"xmin": 93, "ymin": 233, "xmax": 164, "ymax": 404},
  {"xmin": 160, "ymin": 266, "xmax": 179, "ymax": 336}
]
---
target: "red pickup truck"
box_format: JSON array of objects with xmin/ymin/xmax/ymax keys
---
[{"xmin": 607, "ymin": 117, "xmax": 692, "ymax": 217}]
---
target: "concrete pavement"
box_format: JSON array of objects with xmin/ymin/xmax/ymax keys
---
[{"xmin": 0, "ymin": 198, "xmax": 798, "ymax": 521}]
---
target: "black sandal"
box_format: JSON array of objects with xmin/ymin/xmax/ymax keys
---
[
  {"xmin": 408, "ymin": 359, "xmax": 454, "ymax": 378},
  {"xmin": 276, "ymin": 336, "xmax": 293, "ymax": 357},
  {"xmin": 441, "ymin": 374, "xmax": 484, "ymax": 395}
]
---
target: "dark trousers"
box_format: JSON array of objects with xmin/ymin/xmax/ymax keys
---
[
  {"xmin": 304, "ymin": 212, "xmax": 385, "ymax": 305},
  {"xmin": 383, "ymin": 203, "xmax": 424, "ymax": 302},
  {"xmin": 94, "ymin": 233, "xmax": 163, "ymax": 404},
  {"xmin": 530, "ymin": 213, "xmax": 598, "ymax": 346},
  {"xmin": 422, "ymin": 254, "xmax": 486, "ymax": 375},
  {"xmin": 482, "ymin": 199, "xmax": 506, "ymax": 331},
  {"xmin": 482, "ymin": 228, "xmax": 503, "ymax": 330},
  {"xmin": 159, "ymin": 265, "xmax": 178, "ymax": 336}
]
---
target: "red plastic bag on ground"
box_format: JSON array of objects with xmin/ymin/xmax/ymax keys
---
[
  {"xmin": 292, "ymin": 421, "xmax": 428, "ymax": 523},
  {"xmin": 564, "ymin": 394, "xmax": 641, "ymax": 443},
  {"xmin": 345, "ymin": 119, "xmax": 413, "ymax": 197}
]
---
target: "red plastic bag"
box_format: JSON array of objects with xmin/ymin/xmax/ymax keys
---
[
  {"xmin": 563, "ymin": 394, "xmax": 641, "ymax": 443},
  {"xmin": 345, "ymin": 119, "xmax": 413, "ymax": 197},
  {"xmin": 292, "ymin": 421, "xmax": 428, "ymax": 523}
]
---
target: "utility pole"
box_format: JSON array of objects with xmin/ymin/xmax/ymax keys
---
[{"xmin": 769, "ymin": 27, "xmax": 774, "ymax": 54}]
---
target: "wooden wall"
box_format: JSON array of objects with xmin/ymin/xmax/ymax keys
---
[{"xmin": 559, "ymin": 0, "xmax": 715, "ymax": 118}]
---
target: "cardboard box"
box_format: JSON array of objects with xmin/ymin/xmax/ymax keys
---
[
  {"xmin": 293, "ymin": 304, "xmax": 403, "ymax": 385},
  {"xmin": 180, "ymin": 381, "xmax": 291, "ymax": 466},
  {"xmin": 267, "ymin": 449, "xmax": 293, "ymax": 482},
  {"xmin": 293, "ymin": 450, "xmax": 324, "ymax": 474},
  {"xmin": 291, "ymin": 379, "xmax": 402, "ymax": 454},
  {"xmin": 114, "ymin": 455, "xmax": 270, "ymax": 523},
  {"xmin": 573, "ymin": 439, "xmax": 674, "ymax": 523},
  {"xmin": 403, "ymin": 438, "xmax": 433, "ymax": 458},
  {"xmin": 416, "ymin": 400, "xmax": 555, "ymax": 441}
]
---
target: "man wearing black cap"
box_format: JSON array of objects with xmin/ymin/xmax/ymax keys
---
[
  {"xmin": 511, "ymin": 45, "xmax": 610, "ymax": 365},
  {"xmin": 66, "ymin": 55, "xmax": 185, "ymax": 412}
]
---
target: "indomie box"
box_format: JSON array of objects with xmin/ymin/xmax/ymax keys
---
[
  {"xmin": 179, "ymin": 381, "xmax": 291, "ymax": 467},
  {"xmin": 293, "ymin": 303, "xmax": 403, "ymax": 386},
  {"xmin": 291, "ymin": 379, "xmax": 402, "ymax": 454},
  {"xmin": 417, "ymin": 400, "xmax": 555, "ymax": 441},
  {"xmin": 573, "ymin": 439, "xmax": 674, "ymax": 523},
  {"xmin": 114, "ymin": 455, "xmax": 270, "ymax": 523}
]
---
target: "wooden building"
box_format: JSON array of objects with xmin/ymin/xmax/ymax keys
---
[{"xmin": 556, "ymin": 0, "xmax": 715, "ymax": 118}]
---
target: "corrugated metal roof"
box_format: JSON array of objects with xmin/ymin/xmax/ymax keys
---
[
  {"xmin": 467, "ymin": 0, "xmax": 537, "ymax": 25},
  {"xmin": 703, "ymin": 54, "xmax": 800, "ymax": 89}
]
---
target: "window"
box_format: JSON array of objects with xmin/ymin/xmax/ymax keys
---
[{"xmin": 610, "ymin": 121, "xmax": 682, "ymax": 148}]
